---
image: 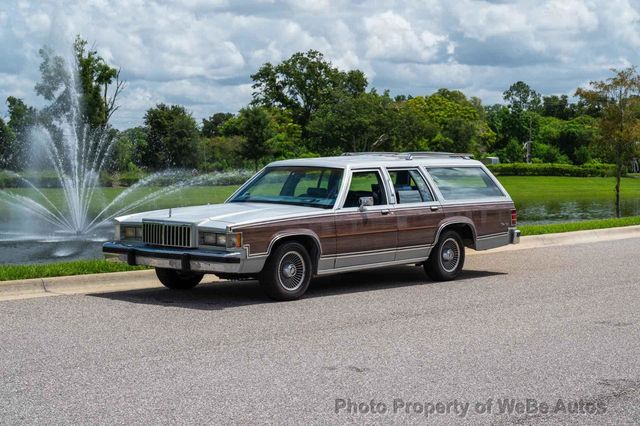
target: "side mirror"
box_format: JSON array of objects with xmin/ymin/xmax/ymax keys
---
[{"xmin": 358, "ymin": 196, "xmax": 374, "ymax": 211}]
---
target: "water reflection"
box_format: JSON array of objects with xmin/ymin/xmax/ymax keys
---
[{"xmin": 517, "ymin": 198, "xmax": 640, "ymax": 225}]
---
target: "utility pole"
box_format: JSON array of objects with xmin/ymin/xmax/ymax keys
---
[{"xmin": 524, "ymin": 113, "xmax": 532, "ymax": 163}]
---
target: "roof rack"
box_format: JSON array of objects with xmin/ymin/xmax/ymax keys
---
[{"xmin": 341, "ymin": 152, "xmax": 474, "ymax": 160}]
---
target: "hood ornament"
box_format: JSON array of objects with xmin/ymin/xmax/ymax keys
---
[{"xmin": 169, "ymin": 208, "xmax": 172, "ymax": 218}]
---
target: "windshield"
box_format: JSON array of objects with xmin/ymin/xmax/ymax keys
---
[{"xmin": 229, "ymin": 166, "xmax": 344, "ymax": 209}]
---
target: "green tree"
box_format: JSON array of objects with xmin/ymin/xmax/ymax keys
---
[
  {"xmin": 503, "ymin": 82, "xmax": 542, "ymax": 162},
  {"xmin": 237, "ymin": 106, "xmax": 275, "ymax": 170},
  {"xmin": 198, "ymin": 135, "xmax": 244, "ymax": 171},
  {"xmin": 5, "ymin": 97, "xmax": 36, "ymax": 169},
  {"xmin": 201, "ymin": 112, "xmax": 234, "ymax": 137},
  {"xmin": 391, "ymin": 100, "xmax": 438, "ymax": 152},
  {"xmin": 109, "ymin": 127, "xmax": 147, "ymax": 172},
  {"xmin": 576, "ymin": 67, "xmax": 640, "ymax": 217},
  {"xmin": 542, "ymin": 94, "xmax": 572, "ymax": 120},
  {"xmin": 143, "ymin": 104, "xmax": 199, "ymax": 169},
  {"xmin": 497, "ymin": 138, "xmax": 524, "ymax": 163},
  {"xmin": 265, "ymin": 109, "xmax": 311, "ymax": 160},
  {"xmin": 73, "ymin": 36, "xmax": 124, "ymax": 127},
  {"xmin": 503, "ymin": 81, "xmax": 542, "ymax": 112},
  {"xmin": 308, "ymin": 90, "xmax": 396, "ymax": 153},
  {"xmin": 404, "ymin": 92, "xmax": 484, "ymax": 154},
  {"xmin": 250, "ymin": 50, "xmax": 367, "ymax": 129},
  {"xmin": 0, "ymin": 116, "xmax": 17, "ymax": 169},
  {"xmin": 35, "ymin": 36, "xmax": 124, "ymax": 129}
]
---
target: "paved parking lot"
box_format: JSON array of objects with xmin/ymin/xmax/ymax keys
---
[{"xmin": 1, "ymin": 238, "xmax": 639, "ymax": 424}]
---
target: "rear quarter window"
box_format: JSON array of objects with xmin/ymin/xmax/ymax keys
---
[{"xmin": 427, "ymin": 167, "xmax": 505, "ymax": 200}]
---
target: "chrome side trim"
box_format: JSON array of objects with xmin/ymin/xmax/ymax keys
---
[
  {"xmin": 316, "ymin": 256, "xmax": 429, "ymax": 276},
  {"xmin": 475, "ymin": 232, "xmax": 510, "ymax": 250},
  {"xmin": 396, "ymin": 246, "xmax": 433, "ymax": 261}
]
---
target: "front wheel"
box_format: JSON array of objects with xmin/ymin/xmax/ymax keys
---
[
  {"xmin": 424, "ymin": 230, "xmax": 465, "ymax": 281},
  {"xmin": 259, "ymin": 242, "xmax": 312, "ymax": 301},
  {"xmin": 155, "ymin": 268, "xmax": 204, "ymax": 290}
]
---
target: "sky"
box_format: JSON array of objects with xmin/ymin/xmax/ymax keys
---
[{"xmin": 1, "ymin": 0, "xmax": 639, "ymax": 129}]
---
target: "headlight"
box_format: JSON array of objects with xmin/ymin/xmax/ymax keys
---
[
  {"xmin": 199, "ymin": 231, "xmax": 242, "ymax": 248},
  {"xmin": 120, "ymin": 225, "xmax": 142, "ymax": 240},
  {"xmin": 202, "ymin": 232, "xmax": 217, "ymax": 245}
]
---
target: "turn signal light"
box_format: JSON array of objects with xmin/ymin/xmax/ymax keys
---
[{"xmin": 510, "ymin": 209, "xmax": 517, "ymax": 226}]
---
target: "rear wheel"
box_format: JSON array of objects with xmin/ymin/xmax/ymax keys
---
[
  {"xmin": 155, "ymin": 268, "xmax": 204, "ymax": 290},
  {"xmin": 259, "ymin": 242, "xmax": 312, "ymax": 301},
  {"xmin": 424, "ymin": 230, "xmax": 465, "ymax": 281}
]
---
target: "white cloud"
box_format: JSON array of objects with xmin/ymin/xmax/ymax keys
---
[
  {"xmin": 0, "ymin": 0, "xmax": 638, "ymax": 127},
  {"xmin": 364, "ymin": 11, "xmax": 450, "ymax": 62}
]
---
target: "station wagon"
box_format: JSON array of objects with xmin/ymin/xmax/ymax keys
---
[{"xmin": 103, "ymin": 152, "xmax": 520, "ymax": 300}]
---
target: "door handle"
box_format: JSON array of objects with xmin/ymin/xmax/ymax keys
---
[
  {"xmin": 430, "ymin": 205, "xmax": 440, "ymax": 211},
  {"xmin": 381, "ymin": 209, "xmax": 391, "ymax": 215}
]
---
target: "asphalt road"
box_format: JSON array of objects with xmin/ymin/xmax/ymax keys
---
[{"xmin": 1, "ymin": 239, "xmax": 639, "ymax": 425}]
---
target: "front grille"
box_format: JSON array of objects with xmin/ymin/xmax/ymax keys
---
[{"xmin": 143, "ymin": 222, "xmax": 193, "ymax": 248}]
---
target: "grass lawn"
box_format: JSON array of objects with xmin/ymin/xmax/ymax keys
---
[
  {"xmin": 0, "ymin": 260, "xmax": 148, "ymax": 282},
  {"xmin": 0, "ymin": 185, "xmax": 240, "ymax": 218},
  {"xmin": 519, "ymin": 216, "xmax": 640, "ymax": 236},
  {"xmin": 498, "ymin": 175, "xmax": 640, "ymax": 205}
]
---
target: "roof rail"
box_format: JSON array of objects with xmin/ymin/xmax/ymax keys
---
[{"xmin": 341, "ymin": 152, "xmax": 474, "ymax": 160}]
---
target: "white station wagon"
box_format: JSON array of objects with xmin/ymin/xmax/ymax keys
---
[{"xmin": 104, "ymin": 152, "xmax": 520, "ymax": 300}]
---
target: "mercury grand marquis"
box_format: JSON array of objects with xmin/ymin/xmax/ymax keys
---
[{"xmin": 103, "ymin": 152, "xmax": 520, "ymax": 300}]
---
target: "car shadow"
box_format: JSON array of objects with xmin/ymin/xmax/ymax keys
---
[{"xmin": 89, "ymin": 266, "xmax": 506, "ymax": 311}]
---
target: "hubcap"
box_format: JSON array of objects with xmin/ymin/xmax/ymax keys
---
[
  {"xmin": 442, "ymin": 248, "xmax": 454, "ymax": 261},
  {"xmin": 278, "ymin": 251, "xmax": 306, "ymax": 291},
  {"xmin": 440, "ymin": 238, "xmax": 460, "ymax": 273},
  {"xmin": 282, "ymin": 264, "xmax": 297, "ymax": 278}
]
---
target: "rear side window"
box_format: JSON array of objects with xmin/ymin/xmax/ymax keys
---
[
  {"xmin": 388, "ymin": 169, "xmax": 434, "ymax": 203},
  {"xmin": 427, "ymin": 167, "xmax": 505, "ymax": 200}
]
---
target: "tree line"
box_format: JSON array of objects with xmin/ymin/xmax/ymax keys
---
[{"xmin": 1, "ymin": 46, "xmax": 639, "ymax": 180}]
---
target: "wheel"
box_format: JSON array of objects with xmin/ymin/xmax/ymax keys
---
[
  {"xmin": 424, "ymin": 230, "xmax": 465, "ymax": 281},
  {"xmin": 155, "ymin": 268, "xmax": 204, "ymax": 290},
  {"xmin": 258, "ymin": 242, "xmax": 312, "ymax": 301}
]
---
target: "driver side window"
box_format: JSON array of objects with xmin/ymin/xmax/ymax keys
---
[{"xmin": 343, "ymin": 171, "xmax": 388, "ymax": 208}]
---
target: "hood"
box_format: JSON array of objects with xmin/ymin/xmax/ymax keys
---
[{"xmin": 115, "ymin": 202, "xmax": 326, "ymax": 230}]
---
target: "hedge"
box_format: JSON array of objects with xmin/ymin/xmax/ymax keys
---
[{"xmin": 486, "ymin": 162, "xmax": 620, "ymax": 177}]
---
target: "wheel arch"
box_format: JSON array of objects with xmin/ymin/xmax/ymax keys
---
[
  {"xmin": 435, "ymin": 218, "xmax": 477, "ymax": 249},
  {"xmin": 266, "ymin": 230, "xmax": 322, "ymax": 274}
]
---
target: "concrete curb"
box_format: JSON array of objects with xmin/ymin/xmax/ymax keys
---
[
  {"xmin": 1, "ymin": 225, "xmax": 639, "ymax": 300},
  {"xmin": 0, "ymin": 270, "xmax": 162, "ymax": 301}
]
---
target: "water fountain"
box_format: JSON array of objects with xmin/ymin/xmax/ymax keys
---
[{"xmin": 0, "ymin": 53, "xmax": 251, "ymax": 263}]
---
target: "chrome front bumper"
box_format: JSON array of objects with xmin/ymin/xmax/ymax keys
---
[
  {"xmin": 509, "ymin": 228, "xmax": 521, "ymax": 244},
  {"xmin": 103, "ymin": 241, "xmax": 246, "ymax": 273}
]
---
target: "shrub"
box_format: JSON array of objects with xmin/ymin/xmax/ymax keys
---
[{"xmin": 487, "ymin": 162, "xmax": 619, "ymax": 177}]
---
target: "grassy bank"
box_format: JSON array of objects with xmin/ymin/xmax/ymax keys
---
[
  {"xmin": 0, "ymin": 260, "xmax": 148, "ymax": 282},
  {"xmin": 519, "ymin": 216, "xmax": 640, "ymax": 236}
]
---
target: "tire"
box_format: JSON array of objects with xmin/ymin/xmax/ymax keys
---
[
  {"xmin": 258, "ymin": 242, "xmax": 312, "ymax": 301},
  {"xmin": 424, "ymin": 230, "xmax": 465, "ymax": 281},
  {"xmin": 155, "ymin": 268, "xmax": 204, "ymax": 290}
]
